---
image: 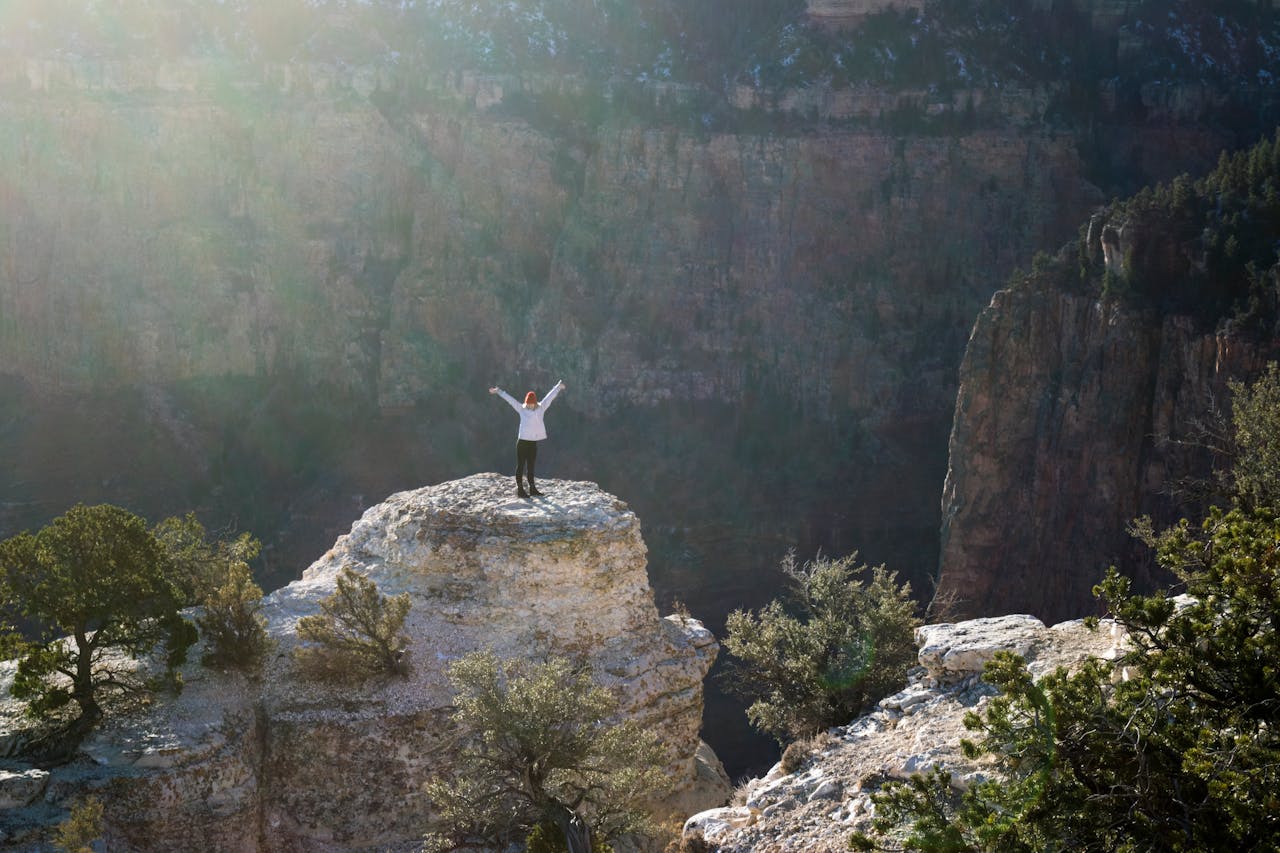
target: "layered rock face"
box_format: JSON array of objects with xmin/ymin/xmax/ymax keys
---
[
  {"xmin": 683, "ymin": 612, "xmax": 1124, "ymax": 851},
  {"xmin": 0, "ymin": 475, "xmax": 728, "ymax": 850},
  {"xmin": 0, "ymin": 48, "xmax": 1264, "ymax": 777},
  {"xmin": 935, "ymin": 284, "xmax": 1279, "ymax": 623}
]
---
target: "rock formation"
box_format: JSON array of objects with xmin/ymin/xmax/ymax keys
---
[
  {"xmin": 0, "ymin": 48, "xmax": 1238, "ymax": 614},
  {"xmin": 935, "ymin": 280, "xmax": 1279, "ymax": 624},
  {"xmin": 682, "ymin": 612, "xmax": 1125, "ymax": 850},
  {"xmin": 0, "ymin": 475, "xmax": 728, "ymax": 850}
]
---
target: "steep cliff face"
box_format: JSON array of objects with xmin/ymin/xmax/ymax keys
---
[
  {"xmin": 936, "ymin": 130, "xmax": 1280, "ymax": 623},
  {"xmin": 0, "ymin": 70, "xmax": 1094, "ymax": 412},
  {"xmin": 935, "ymin": 284, "xmax": 1278, "ymax": 623},
  {"xmin": 0, "ymin": 476, "xmax": 728, "ymax": 850}
]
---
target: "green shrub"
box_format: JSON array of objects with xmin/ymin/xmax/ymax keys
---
[
  {"xmin": 198, "ymin": 561, "xmax": 270, "ymax": 670},
  {"xmin": 722, "ymin": 550, "xmax": 919, "ymax": 743},
  {"xmin": 1227, "ymin": 362, "xmax": 1280, "ymax": 508},
  {"xmin": 294, "ymin": 567, "xmax": 410, "ymax": 682},
  {"xmin": 424, "ymin": 651, "xmax": 669, "ymax": 853},
  {"xmin": 54, "ymin": 796, "xmax": 104, "ymax": 853},
  {"xmin": 860, "ymin": 505, "xmax": 1280, "ymax": 852}
]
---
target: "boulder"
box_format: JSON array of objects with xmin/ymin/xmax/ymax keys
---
[{"xmin": 916, "ymin": 615, "xmax": 1045, "ymax": 678}]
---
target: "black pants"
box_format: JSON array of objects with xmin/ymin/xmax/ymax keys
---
[{"xmin": 516, "ymin": 439, "xmax": 538, "ymax": 488}]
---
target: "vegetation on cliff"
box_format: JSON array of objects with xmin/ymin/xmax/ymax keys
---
[
  {"xmin": 424, "ymin": 650, "xmax": 669, "ymax": 853},
  {"xmin": 1031, "ymin": 129, "xmax": 1280, "ymax": 331},
  {"xmin": 854, "ymin": 366, "xmax": 1280, "ymax": 852},
  {"xmin": 293, "ymin": 565, "xmax": 411, "ymax": 682},
  {"xmin": 723, "ymin": 551, "xmax": 919, "ymax": 743},
  {"xmin": 154, "ymin": 513, "xmax": 269, "ymax": 670},
  {"xmin": 0, "ymin": 506, "xmax": 263, "ymax": 759}
]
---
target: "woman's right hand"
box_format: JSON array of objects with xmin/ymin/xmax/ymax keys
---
[{"xmin": 488, "ymin": 387, "xmax": 499, "ymax": 394}]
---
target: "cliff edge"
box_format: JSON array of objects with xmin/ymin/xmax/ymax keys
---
[{"xmin": 0, "ymin": 474, "xmax": 729, "ymax": 850}]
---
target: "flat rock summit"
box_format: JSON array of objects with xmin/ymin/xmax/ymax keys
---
[{"xmin": 0, "ymin": 474, "xmax": 729, "ymax": 851}]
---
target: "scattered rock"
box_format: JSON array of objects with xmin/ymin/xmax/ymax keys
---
[
  {"xmin": 684, "ymin": 806, "xmax": 758, "ymax": 841},
  {"xmin": 916, "ymin": 615, "xmax": 1045, "ymax": 677},
  {"xmin": 808, "ymin": 779, "xmax": 842, "ymax": 801}
]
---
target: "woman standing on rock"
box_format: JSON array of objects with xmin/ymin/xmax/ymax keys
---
[{"xmin": 489, "ymin": 380, "xmax": 566, "ymax": 498}]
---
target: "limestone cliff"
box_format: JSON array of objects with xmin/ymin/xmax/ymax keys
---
[
  {"xmin": 681, "ymin": 611, "xmax": 1124, "ymax": 850},
  {"xmin": 934, "ymin": 284, "xmax": 1280, "ymax": 624},
  {"xmin": 0, "ymin": 475, "xmax": 728, "ymax": 850}
]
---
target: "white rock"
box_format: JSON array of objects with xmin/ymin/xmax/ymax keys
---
[
  {"xmin": 761, "ymin": 797, "xmax": 798, "ymax": 817},
  {"xmin": 808, "ymin": 779, "xmax": 842, "ymax": 801},
  {"xmin": 915, "ymin": 615, "xmax": 1046, "ymax": 676},
  {"xmin": 882, "ymin": 686, "xmax": 934, "ymax": 712},
  {"xmin": 1, "ymin": 476, "xmax": 730, "ymax": 850},
  {"xmin": 0, "ymin": 768, "xmax": 48, "ymax": 809},
  {"xmin": 745, "ymin": 777, "xmax": 790, "ymax": 809},
  {"xmin": 684, "ymin": 806, "xmax": 757, "ymax": 841}
]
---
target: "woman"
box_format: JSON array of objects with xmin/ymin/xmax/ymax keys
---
[{"xmin": 489, "ymin": 380, "xmax": 566, "ymax": 498}]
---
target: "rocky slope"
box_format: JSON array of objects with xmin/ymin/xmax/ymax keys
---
[
  {"xmin": 0, "ymin": 475, "xmax": 729, "ymax": 851},
  {"xmin": 681, "ymin": 612, "xmax": 1124, "ymax": 851}
]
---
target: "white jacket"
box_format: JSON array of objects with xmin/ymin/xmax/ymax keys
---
[{"xmin": 497, "ymin": 382, "xmax": 564, "ymax": 441}]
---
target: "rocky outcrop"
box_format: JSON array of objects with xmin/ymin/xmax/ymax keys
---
[
  {"xmin": 0, "ymin": 475, "xmax": 728, "ymax": 850},
  {"xmin": 935, "ymin": 283, "xmax": 1279, "ymax": 623},
  {"xmin": 683, "ymin": 612, "xmax": 1124, "ymax": 851}
]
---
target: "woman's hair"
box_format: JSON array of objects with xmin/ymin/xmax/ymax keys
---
[{"xmin": 524, "ymin": 391, "xmax": 538, "ymax": 406}]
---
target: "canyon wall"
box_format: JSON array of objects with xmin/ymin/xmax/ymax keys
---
[
  {"xmin": 936, "ymin": 282, "xmax": 1279, "ymax": 624},
  {"xmin": 0, "ymin": 47, "xmax": 1267, "ymax": 774},
  {"xmin": 0, "ymin": 61, "xmax": 1131, "ymax": 600}
]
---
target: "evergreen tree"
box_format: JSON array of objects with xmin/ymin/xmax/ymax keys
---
[
  {"xmin": 293, "ymin": 566, "xmax": 411, "ymax": 682},
  {"xmin": 722, "ymin": 551, "xmax": 919, "ymax": 743},
  {"xmin": 0, "ymin": 505, "xmax": 197, "ymax": 748},
  {"xmin": 853, "ymin": 507, "xmax": 1280, "ymax": 852},
  {"xmin": 424, "ymin": 651, "xmax": 669, "ymax": 853}
]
